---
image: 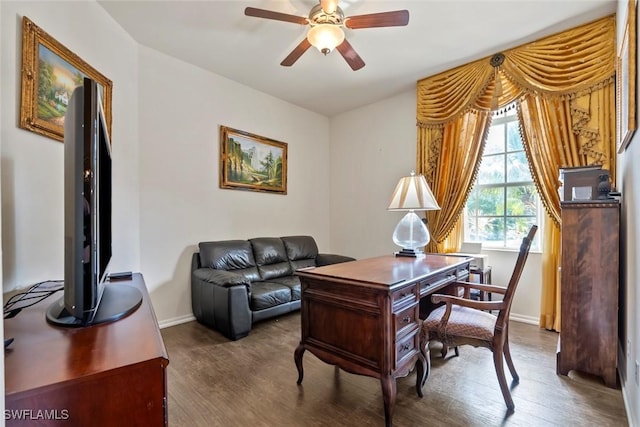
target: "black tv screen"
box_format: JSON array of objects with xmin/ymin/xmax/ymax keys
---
[{"xmin": 47, "ymin": 78, "xmax": 140, "ymax": 327}]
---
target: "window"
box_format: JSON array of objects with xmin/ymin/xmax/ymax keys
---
[{"xmin": 464, "ymin": 108, "xmax": 541, "ymax": 250}]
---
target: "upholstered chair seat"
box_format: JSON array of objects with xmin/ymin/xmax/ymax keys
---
[{"xmin": 424, "ymin": 305, "xmax": 496, "ymax": 342}]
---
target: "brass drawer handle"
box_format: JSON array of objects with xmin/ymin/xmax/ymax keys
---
[
  {"xmin": 396, "ymin": 287, "xmax": 416, "ymax": 300},
  {"xmin": 402, "ymin": 316, "xmax": 411, "ymax": 323},
  {"xmin": 401, "ymin": 343, "xmax": 411, "ymax": 351}
]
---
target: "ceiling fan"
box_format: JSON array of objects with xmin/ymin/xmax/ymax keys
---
[{"xmin": 245, "ymin": 0, "xmax": 409, "ymax": 71}]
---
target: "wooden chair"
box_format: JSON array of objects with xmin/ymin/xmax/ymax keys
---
[{"xmin": 416, "ymin": 225, "xmax": 538, "ymax": 412}]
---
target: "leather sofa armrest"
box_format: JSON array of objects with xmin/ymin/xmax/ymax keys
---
[
  {"xmin": 316, "ymin": 253, "xmax": 356, "ymax": 267},
  {"xmin": 191, "ymin": 268, "xmax": 252, "ymax": 340},
  {"xmin": 193, "ymin": 268, "xmax": 251, "ymax": 289}
]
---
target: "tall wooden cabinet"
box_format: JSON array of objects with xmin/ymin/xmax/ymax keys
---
[{"xmin": 556, "ymin": 201, "xmax": 620, "ymax": 388}]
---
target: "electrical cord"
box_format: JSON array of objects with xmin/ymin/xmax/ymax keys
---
[{"xmin": 3, "ymin": 280, "xmax": 64, "ymax": 319}]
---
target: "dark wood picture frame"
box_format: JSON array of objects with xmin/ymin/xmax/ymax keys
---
[
  {"xmin": 19, "ymin": 16, "xmax": 113, "ymax": 142},
  {"xmin": 617, "ymin": 0, "xmax": 637, "ymax": 152},
  {"xmin": 219, "ymin": 126, "xmax": 288, "ymax": 194}
]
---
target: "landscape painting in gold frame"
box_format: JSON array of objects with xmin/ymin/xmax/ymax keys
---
[
  {"xmin": 19, "ymin": 16, "xmax": 113, "ymax": 142},
  {"xmin": 617, "ymin": 0, "xmax": 637, "ymax": 153},
  {"xmin": 219, "ymin": 126, "xmax": 288, "ymax": 195}
]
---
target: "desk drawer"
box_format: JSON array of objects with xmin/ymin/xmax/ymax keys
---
[
  {"xmin": 419, "ymin": 271, "xmax": 457, "ymax": 296},
  {"xmin": 396, "ymin": 330, "xmax": 419, "ymax": 368},
  {"xmin": 392, "ymin": 284, "xmax": 418, "ymax": 309},
  {"xmin": 394, "ymin": 304, "xmax": 418, "ymax": 337}
]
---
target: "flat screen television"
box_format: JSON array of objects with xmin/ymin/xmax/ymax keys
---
[{"xmin": 46, "ymin": 78, "xmax": 142, "ymax": 327}]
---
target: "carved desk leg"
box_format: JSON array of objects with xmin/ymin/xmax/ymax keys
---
[
  {"xmin": 417, "ymin": 329, "xmax": 431, "ymax": 391},
  {"xmin": 294, "ymin": 343, "xmax": 306, "ymax": 384},
  {"xmin": 415, "ymin": 351, "xmax": 427, "ymax": 397},
  {"xmin": 380, "ymin": 375, "xmax": 396, "ymax": 427}
]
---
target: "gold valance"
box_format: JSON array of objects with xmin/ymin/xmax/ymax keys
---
[{"xmin": 417, "ymin": 15, "xmax": 616, "ymax": 127}]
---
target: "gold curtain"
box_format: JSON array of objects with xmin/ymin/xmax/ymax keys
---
[
  {"xmin": 518, "ymin": 79, "xmax": 616, "ymax": 330},
  {"xmin": 417, "ymin": 110, "xmax": 491, "ymax": 253},
  {"xmin": 416, "ymin": 15, "xmax": 616, "ymax": 330}
]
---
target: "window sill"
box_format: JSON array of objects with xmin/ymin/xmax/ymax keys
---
[{"xmin": 481, "ymin": 247, "xmax": 542, "ymax": 255}]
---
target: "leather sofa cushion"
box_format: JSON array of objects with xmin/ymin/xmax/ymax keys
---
[
  {"xmin": 281, "ymin": 235, "xmax": 318, "ymax": 271},
  {"xmin": 198, "ymin": 240, "xmax": 260, "ymax": 281},
  {"xmin": 250, "ymin": 238, "xmax": 293, "ymax": 280},
  {"xmin": 250, "ymin": 281, "xmax": 292, "ymax": 310},
  {"xmin": 267, "ymin": 275, "xmax": 301, "ymax": 301}
]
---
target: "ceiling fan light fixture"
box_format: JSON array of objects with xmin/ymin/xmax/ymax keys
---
[{"xmin": 307, "ymin": 24, "xmax": 344, "ymax": 55}]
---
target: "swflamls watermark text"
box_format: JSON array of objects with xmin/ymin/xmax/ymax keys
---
[{"xmin": 5, "ymin": 409, "xmax": 69, "ymax": 420}]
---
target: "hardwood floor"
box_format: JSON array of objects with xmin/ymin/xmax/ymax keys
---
[{"xmin": 161, "ymin": 313, "xmax": 628, "ymax": 426}]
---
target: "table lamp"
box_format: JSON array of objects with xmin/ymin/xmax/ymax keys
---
[{"xmin": 387, "ymin": 172, "xmax": 440, "ymax": 257}]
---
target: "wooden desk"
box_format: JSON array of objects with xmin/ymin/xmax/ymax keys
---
[
  {"xmin": 294, "ymin": 254, "xmax": 472, "ymax": 427},
  {"xmin": 4, "ymin": 274, "xmax": 169, "ymax": 426}
]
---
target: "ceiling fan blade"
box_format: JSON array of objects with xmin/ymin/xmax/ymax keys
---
[
  {"xmin": 320, "ymin": 0, "xmax": 339, "ymax": 14},
  {"xmin": 336, "ymin": 39, "xmax": 365, "ymax": 71},
  {"xmin": 345, "ymin": 10, "xmax": 409, "ymax": 29},
  {"xmin": 244, "ymin": 7, "xmax": 308, "ymax": 25},
  {"xmin": 281, "ymin": 39, "xmax": 312, "ymax": 67}
]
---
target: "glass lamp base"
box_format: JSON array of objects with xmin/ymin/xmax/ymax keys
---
[
  {"xmin": 392, "ymin": 211, "xmax": 431, "ymax": 256},
  {"xmin": 395, "ymin": 248, "xmax": 425, "ymax": 257}
]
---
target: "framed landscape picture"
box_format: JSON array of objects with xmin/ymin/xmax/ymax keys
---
[
  {"xmin": 219, "ymin": 126, "xmax": 288, "ymax": 194},
  {"xmin": 19, "ymin": 16, "xmax": 113, "ymax": 142}
]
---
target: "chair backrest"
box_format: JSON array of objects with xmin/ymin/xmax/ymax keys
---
[{"xmin": 495, "ymin": 225, "xmax": 538, "ymax": 328}]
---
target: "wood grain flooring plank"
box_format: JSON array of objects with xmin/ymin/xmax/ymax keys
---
[{"xmin": 162, "ymin": 313, "xmax": 628, "ymax": 426}]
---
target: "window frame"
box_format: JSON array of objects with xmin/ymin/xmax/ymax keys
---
[{"xmin": 464, "ymin": 109, "xmax": 542, "ymax": 251}]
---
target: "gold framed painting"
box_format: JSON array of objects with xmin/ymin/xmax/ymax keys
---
[
  {"xmin": 220, "ymin": 126, "xmax": 288, "ymax": 194},
  {"xmin": 19, "ymin": 16, "xmax": 113, "ymax": 142},
  {"xmin": 617, "ymin": 0, "xmax": 637, "ymax": 153}
]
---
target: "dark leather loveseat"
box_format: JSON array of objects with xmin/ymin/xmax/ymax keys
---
[{"xmin": 191, "ymin": 235, "xmax": 354, "ymax": 340}]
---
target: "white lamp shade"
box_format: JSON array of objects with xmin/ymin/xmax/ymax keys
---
[
  {"xmin": 307, "ymin": 24, "xmax": 345, "ymax": 53},
  {"xmin": 388, "ymin": 173, "xmax": 440, "ymax": 211}
]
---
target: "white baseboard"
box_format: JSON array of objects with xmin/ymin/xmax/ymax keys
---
[
  {"xmin": 158, "ymin": 314, "xmax": 195, "ymax": 329},
  {"xmin": 621, "ymin": 383, "xmax": 637, "ymax": 427},
  {"xmin": 158, "ymin": 312, "xmax": 538, "ymax": 329},
  {"xmin": 158, "ymin": 313, "xmax": 540, "ymax": 328},
  {"xmin": 509, "ymin": 312, "xmax": 539, "ymax": 325},
  {"xmin": 618, "ymin": 340, "xmax": 637, "ymax": 427}
]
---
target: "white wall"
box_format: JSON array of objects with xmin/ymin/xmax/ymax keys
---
[
  {"xmin": 616, "ymin": 2, "xmax": 640, "ymax": 424},
  {"xmin": 482, "ymin": 249, "xmax": 541, "ymax": 324},
  {"xmin": 329, "ymin": 90, "xmax": 416, "ymax": 258},
  {"xmin": 136, "ymin": 47, "xmax": 332, "ymax": 324},
  {"xmin": 619, "ymin": 127, "xmax": 639, "ymax": 427},
  {"xmin": 329, "ymin": 89, "xmax": 543, "ymax": 323},
  {"xmin": 0, "ymin": 1, "xmax": 140, "ymax": 292}
]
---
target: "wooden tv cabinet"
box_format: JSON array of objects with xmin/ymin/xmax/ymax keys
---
[{"xmin": 4, "ymin": 273, "xmax": 169, "ymax": 426}]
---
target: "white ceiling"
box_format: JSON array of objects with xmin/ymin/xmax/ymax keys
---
[{"xmin": 98, "ymin": 0, "xmax": 617, "ymax": 117}]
